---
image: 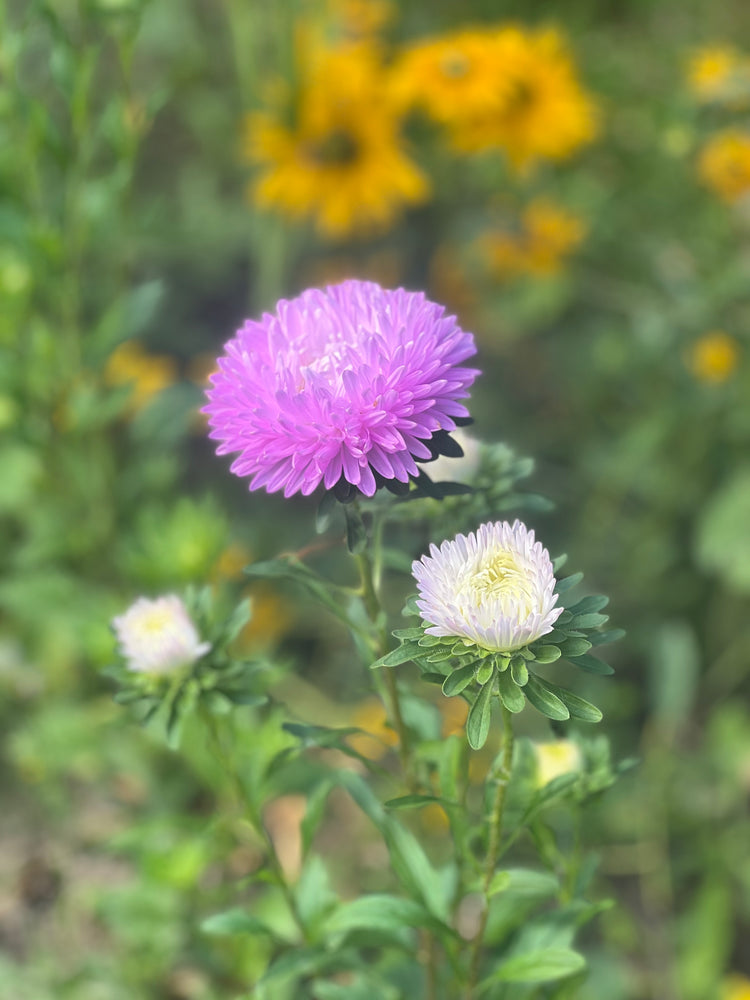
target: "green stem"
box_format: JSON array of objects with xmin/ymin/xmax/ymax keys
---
[
  {"xmin": 354, "ymin": 548, "xmax": 414, "ymax": 789},
  {"xmin": 202, "ymin": 712, "xmax": 308, "ymax": 941},
  {"xmin": 464, "ymin": 703, "xmax": 515, "ymax": 999}
]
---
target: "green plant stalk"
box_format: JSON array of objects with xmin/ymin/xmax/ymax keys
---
[
  {"xmin": 464, "ymin": 702, "xmax": 515, "ymax": 999},
  {"xmin": 354, "ymin": 547, "xmax": 414, "ymax": 789},
  {"xmin": 202, "ymin": 711, "xmax": 308, "ymax": 942}
]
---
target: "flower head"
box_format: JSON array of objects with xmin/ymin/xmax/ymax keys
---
[
  {"xmin": 688, "ymin": 330, "xmax": 740, "ymax": 383},
  {"xmin": 533, "ymin": 740, "xmax": 582, "ymax": 787},
  {"xmin": 245, "ymin": 42, "xmax": 429, "ymax": 238},
  {"xmin": 104, "ymin": 340, "xmax": 176, "ymax": 412},
  {"xmin": 687, "ymin": 45, "xmax": 750, "ymax": 106},
  {"xmin": 112, "ymin": 595, "xmax": 211, "ymax": 675},
  {"xmin": 203, "ymin": 280, "xmax": 479, "ymax": 499},
  {"xmin": 480, "ymin": 198, "xmax": 587, "ymax": 279},
  {"xmin": 394, "ymin": 25, "xmax": 597, "ymax": 170},
  {"xmin": 412, "ymin": 520, "xmax": 562, "ymax": 652},
  {"xmin": 699, "ymin": 129, "xmax": 750, "ymax": 202}
]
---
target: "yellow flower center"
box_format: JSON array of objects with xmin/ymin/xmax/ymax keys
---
[
  {"xmin": 467, "ymin": 550, "xmax": 535, "ymax": 616},
  {"xmin": 136, "ymin": 609, "xmax": 174, "ymax": 637}
]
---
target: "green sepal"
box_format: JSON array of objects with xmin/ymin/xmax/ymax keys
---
[
  {"xmin": 475, "ymin": 660, "xmax": 495, "ymax": 686},
  {"xmin": 539, "ymin": 679, "xmax": 603, "ymax": 723},
  {"xmin": 532, "ymin": 645, "xmax": 562, "ymax": 663},
  {"xmin": 567, "ymin": 652, "xmax": 615, "ymax": 675},
  {"xmin": 497, "ymin": 669, "xmax": 526, "ymax": 713},
  {"xmin": 370, "ymin": 641, "xmax": 425, "ymax": 669},
  {"xmin": 555, "ymin": 572, "xmax": 583, "ymax": 593},
  {"xmin": 442, "ymin": 663, "xmax": 476, "ymax": 697},
  {"xmin": 558, "ymin": 637, "xmax": 592, "ymax": 658},
  {"xmin": 510, "ymin": 657, "xmax": 528, "ymax": 687},
  {"xmin": 569, "ymin": 612, "xmax": 609, "ymax": 629}
]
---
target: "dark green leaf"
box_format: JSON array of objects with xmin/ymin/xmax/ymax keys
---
[
  {"xmin": 588, "ymin": 628, "xmax": 625, "ymax": 647},
  {"xmin": 567, "ymin": 595, "xmax": 609, "ymax": 615},
  {"xmin": 442, "ymin": 663, "xmax": 476, "ymax": 697},
  {"xmin": 370, "ymin": 641, "xmax": 425, "ymax": 668},
  {"xmin": 532, "ymin": 645, "xmax": 561, "ymax": 664},
  {"xmin": 466, "ymin": 682, "xmax": 494, "ymax": 749},
  {"xmin": 475, "ymin": 661, "xmax": 494, "ymax": 686},
  {"xmin": 570, "ymin": 613, "xmax": 609, "ymax": 629},
  {"xmin": 323, "ymin": 895, "xmax": 451, "ymax": 938},
  {"xmin": 510, "ymin": 658, "xmax": 529, "ymax": 687},
  {"xmin": 525, "ymin": 674, "xmax": 570, "ymax": 721},
  {"xmin": 568, "ymin": 652, "xmax": 615, "ymax": 675},
  {"xmin": 539, "ymin": 680, "xmax": 603, "ymax": 723},
  {"xmin": 392, "ymin": 627, "xmax": 424, "ymax": 640},
  {"xmin": 344, "ymin": 504, "xmax": 367, "ymax": 555},
  {"xmin": 497, "ymin": 669, "xmax": 526, "ymax": 713},
  {"xmin": 555, "ymin": 572, "xmax": 583, "ymax": 593},
  {"xmin": 559, "ymin": 637, "xmax": 592, "ymax": 657}
]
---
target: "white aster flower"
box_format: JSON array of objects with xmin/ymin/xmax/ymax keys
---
[
  {"xmin": 112, "ymin": 595, "xmax": 211, "ymax": 675},
  {"xmin": 533, "ymin": 740, "xmax": 582, "ymax": 787},
  {"xmin": 412, "ymin": 519, "xmax": 562, "ymax": 652},
  {"xmin": 424, "ymin": 429, "xmax": 482, "ymax": 484}
]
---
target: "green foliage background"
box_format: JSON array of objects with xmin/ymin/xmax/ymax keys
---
[{"xmin": 2, "ymin": 0, "xmax": 750, "ymax": 997}]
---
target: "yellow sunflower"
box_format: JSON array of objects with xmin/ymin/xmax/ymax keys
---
[
  {"xmin": 687, "ymin": 45, "xmax": 750, "ymax": 107},
  {"xmin": 699, "ymin": 129, "xmax": 750, "ymax": 202},
  {"xmin": 480, "ymin": 198, "xmax": 587, "ymax": 278},
  {"xmin": 245, "ymin": 42, "xmax": 429, "ymax": 239},
  {"xmin": 688, "ymin": 330, "xmax": 740, "ymax": 384},
  {"xmin": 394, "ymin": 24, "xmax": 597, "ymax": 170}
]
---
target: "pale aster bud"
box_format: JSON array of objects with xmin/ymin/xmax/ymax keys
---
[
  {"xmin": 424, "ymin": 429, "xmax": 482, "ymax": 484},
  {"xmin": 533, "ymin": 740, "xmax": 582, "ymax": 787},
  {"xmin": 412, "ymin": 520, "xmax": 562, "ymax": 653},
  {"xmin": 112, "ymin": 595, "xmax": 211, "ymax": 675}
]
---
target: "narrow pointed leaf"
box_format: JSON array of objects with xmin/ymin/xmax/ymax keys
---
[
  {"xmin": 466, "ymin": 682, "xmax": 494, "ymax": 749},
  {"xmin": 442, "ymin": 663, "xmax": 476, "ymax": 697},
  {"xmin": 569, "ymin": 652, "xmax": 615, "ymax": 675}
]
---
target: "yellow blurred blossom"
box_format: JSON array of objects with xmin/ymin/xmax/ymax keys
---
[
  {"xmin": 394, "ymin": 25, "xmax": 598, "ymax": 169},
  {"xmin": 104, "ymin": 340, "xmax": 176, "ymax": 411},
  {"xmin": 420, "ymin": 802, "xmax": 450, "ymax": 833},
  {"xmin": 688, "ymin": 330, "xmax": 740, "ymax": 384},
  {"xmin": 533, "ymin": 740, "xmax": 582, "ymax": 788},
  {"xmin": 699, "ymin": 130, "xmax": 750, "ymax": 203},
  {"xmin": 347, "ymin": 697, "xmax": 398, "ymax": 760},
  {"xmin": 211, "ymin": 543, "xmax": 252, "ymax": 582},
  {"xmin": 481, "ymin": 199, "xmax": 587, "ymax": 279},
  {"xmin": 722, "ymin": 974, "xmax": 750, "ymax": 1000},
  {"xmin": 688, "ymin": 46, "xmax": 750, "ymax": 107},
  {"xmin": 239, "ymin": 588, "xmax": 292, "ymax": 649},
  {"xmin": 441, "ymin": 695, "xmax": 469, "ymax": 737},
  {"xmin": 245, "ymin": 42, "xmax": 429, "ymax": 239}
]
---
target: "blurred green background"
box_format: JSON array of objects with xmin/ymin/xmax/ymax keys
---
[{"xmin": 3, "ymin": 0, "xmax": 750, "ymax": 997}]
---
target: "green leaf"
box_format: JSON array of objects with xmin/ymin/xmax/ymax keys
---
[
  {"xmin": 588, "ymin": 628, "xmax": 625, "ymax": 647},
  {"xmin": 570, "ymin": 612, "xmax": 609, "ymax": 629},
  {"xmin": 466, "ymin": 682, "xmax": 494, "ymax": 749},
  {"xmin": 201, "ymin": 908, "xmax": 273, "ymax": 937},
  {"xmin": 384, "ymin": 794, "xmax": 454, "ymax": 811},
  {"xmin": 488, "ymin": 868, "xmax": 560, "ymax": 899},
  {"xmin": 497, "ymin": 669, "xmax": 526, "ymax": 713},
  {"xmin": 442, "ymin": 663, "xmax": 476, "ymax": 697},
  {"xmin": 392, "ymin": 627, "xmax": 425, "ymax": 640},
  {"xmin": 323, "ymin": 895, "xmax": 450, "ymax": 938},
  {"xmin": 567, "ymin": 595, "xmax": 609, "ymax": 615},
  {"xmin": 482, "ymin": 947, "xmax": 586, "ymax": 986},
  {"xmin": 559, "ymin": 637, "xmax": 592, "ymax": 657},
  {"xmin": 568, "ymin": 652, "xmax": 615, "ymax": 675},
  {"xmin": 475, "ymin": 661, "xmax": 494, "ymax": 686},
  {"xmin": 525, "ymin": 674, "xmax": 570, "ymax": 721},
  {"xmin": 510, "ymin": 657, "xmax": 528, "ymax": 687},
  {"xmin": 315, "ymin": 491, "xmax": 339, "ymax": 534},
  {"xmin": 370, "ymin": 641, "xmax": 425, "ymax": 669},
  {"xmin": 540, "ymin": 681, "xmax": 603, "ymax": 723},
  {"xmin": 401, "ymin": 594, "xmax": 421, "ymax": 617},
  {"xmin": 532, "ymin": 645, "xmax": 561, "ymax": 664},
  {"xmin": 552, "ymin": 554, "xmax": 568, "ymax": 572},
  {"xmin": 301, "ymin": 780, "xmax": 334, "ymax": 857},
  {"xmin": 555, "ymin": 572, "xmax": 583, "ymax": 593}
]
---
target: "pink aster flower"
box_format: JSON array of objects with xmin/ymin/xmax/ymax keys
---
[
  {"xmin": 412, "ymin": 520, "xmax": 563, "ymax": 652},
  {"xmin": 203, "ymin": 280, "xmax": 479, "ymax": 499}
]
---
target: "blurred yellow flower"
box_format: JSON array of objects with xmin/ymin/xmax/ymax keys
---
[
  {"xmin": 699, "ymin": 130, "xmax": 750, "ymax": 202},
  {"xmin": 245, "ymin": 42, "xmax": 429, "ymax": 238},
  {"xmin": 721, "ymin": 974, "xmax": 750, "ymax": 1000},
  {"xmin": 239, "ymin": 588, "xmax": 292, "ymax": 649},
  {"xmin": 347, "ymin": 697, "xmax": 398, "ymax": 760},
  {"xmin": 420, "ymin": 801, "xmax": 450, "ymax": 833},
  {"xmin": 441, "ymin": 695, "xmax": 469, "ymax": 737},
  {"xmin": 481, "ymin": 199, "xmax": 587, "ymax": 278},
  {"xmin": 394, "ymin": 25, "xmax": 597, "ymax": 169},
  {"xmin": 688, "ymin": 330, "xmax": 740, "ymax": 384},
  {"xmin": 104, "ymin": 340, "xmax": 176, "ymax": 411},
  {"xmin": 533, "ymin": 740, "xmax": 582, "ymax": 788},
  {"xmin": 211, "ymin": 543, "xmax": 252, "ymax": 582},
  {"xmin": 687, "ymin": 46, "xmax": 750, "ymax": 106}
]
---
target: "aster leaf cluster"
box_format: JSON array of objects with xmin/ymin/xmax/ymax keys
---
[
  {"xmin": 371, "ymin": 570, "xmax": 620, "ymax": 749},
  {"xmin": 105, "ymin": 588, "xmax": 269, "ymax": 746}
]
